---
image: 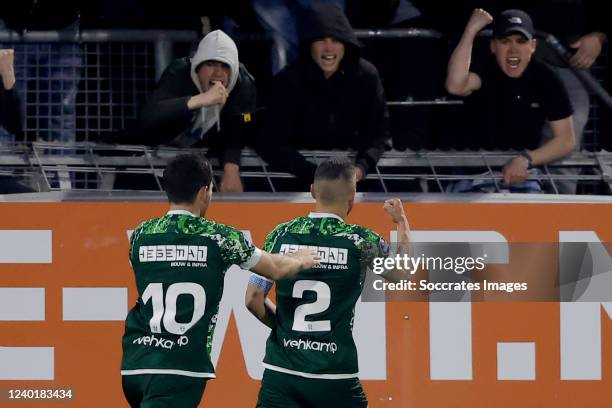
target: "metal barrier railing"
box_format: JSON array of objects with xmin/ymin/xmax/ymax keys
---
[{"xmin": 0, "ymin": 143, "xmax": 610, "ymax": 194}]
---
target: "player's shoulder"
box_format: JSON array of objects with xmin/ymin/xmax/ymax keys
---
[
  {"xmin": 189, "ymin": 218, "xmax": 254, "ymax": 260},
  {"xmin": 341, "ymin": 222, "xmax": 384, "ymax": 244},
  {"xmin": 132, "ymin": 219, "xmax": 149, "ymax": 235},
  {"xmin": 342, "ymin": 223, "xmax": 389, "ymax": 258},
  {"xmin": 263, "ymin": 216, "xmax": 313, "ymax": 251},
  {"xmin": 129, "ymin": 218, "xmax": 149, "ymax": 245},
  {"xmin": 194, "ymin": 217, "xmax": 245, "ymax": 241},
  {"xmin": 133, "ymin": 215, "xmax": 169, "ymax": 235}
]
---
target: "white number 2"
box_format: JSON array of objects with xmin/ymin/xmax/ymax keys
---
[
  {"xmin": 142, "ymin": 282, "xmax": 206, "ymax": 335},
  {"xmin": 292, "ymin": 280, "xmax": 331, "ymax": 332}
]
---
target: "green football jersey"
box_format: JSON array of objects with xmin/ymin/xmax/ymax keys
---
[
  {"xmin": 121, "ymin": 210, "xmax": 261, "ymax": 378},
  {"xmin": 261, "ymin": 212, "xmax": 388, "ymax": 379}
]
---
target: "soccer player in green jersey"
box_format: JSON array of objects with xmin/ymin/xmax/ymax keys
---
[
  {"xmin": 246, "ymin": 157, "xmax": 411, "ymax": 408},
  {"xmin": 121, "ymin": 154, "xmax": 318, "ymax": 408}
]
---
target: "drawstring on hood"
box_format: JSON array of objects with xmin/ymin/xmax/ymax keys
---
[{"xmin": 189, "ymin": 30, "xmax": 239, "ymax": 136}]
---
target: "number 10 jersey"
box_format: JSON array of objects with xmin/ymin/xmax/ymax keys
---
[{"xmin": 121, "ymin": 210, "xmax": 260, "ymax": 378}]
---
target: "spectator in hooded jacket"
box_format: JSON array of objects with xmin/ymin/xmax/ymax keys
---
[
  {"xmin": 128, "ymin": 30, "xmax": 256, "ymax": 193},
  {"xmin": 255, "ymin": 3, "xmax": 390, "ymax": 189}
]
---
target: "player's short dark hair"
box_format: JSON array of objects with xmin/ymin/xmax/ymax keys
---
[
  {"xmin": 314, "ymin": 157, "xmax": 355, "ymax": 182},
  {"xmin": 162, "ymin": 154, "xmax": 212, "ymax": 204}
]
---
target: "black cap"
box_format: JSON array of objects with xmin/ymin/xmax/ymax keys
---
[{"xmin": 493, "ymin": 9, "xmax": 534, "ymax": 40}]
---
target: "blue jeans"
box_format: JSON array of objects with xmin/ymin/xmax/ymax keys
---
[{"xmin": 447, "ymin": 177, "xmax": 543, "ymax": 194}]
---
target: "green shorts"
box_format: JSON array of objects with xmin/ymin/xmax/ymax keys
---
[
  {"xmin": 256, "ymin": 369, "xmax": 368, "ymax": 408},
  {"xmin": 122, "ymin": 374, "xmax": 207, "ymax": 408}
]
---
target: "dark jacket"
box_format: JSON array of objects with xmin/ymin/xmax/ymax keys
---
[
  {"xmin": 128, "ymin": 57, "xmax": 256, "ymax": 166},
  {"xmin": 255, "ymin": 3, "xmax": 389, "ymax": 182},
  {"xmin": 0, "ymin": 82, "xmax": 23, "ymax": 139}
]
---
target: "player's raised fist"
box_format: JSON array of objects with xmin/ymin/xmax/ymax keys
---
[{"xmin": 383, "ymin": 198, "xmax": 408, "ymax": 224}]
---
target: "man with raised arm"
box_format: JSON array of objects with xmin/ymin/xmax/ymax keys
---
[{"xmin": 446, "ymin": 9, "xmax": 575, "ymax": 190}]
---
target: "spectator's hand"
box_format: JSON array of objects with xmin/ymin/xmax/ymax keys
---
[
  {"xmin": 383, "ymin": 198, "xmax": 408, "ymax": 224},
  {"xmin": 187, "ymin": 81, "xmax": 228, "ymax": 110},
  {"xmin": 220, "ymin": 163, "xmax": 243, "ymax": 193},
  {"xmin": 466, "ymin": 9, "xmax": 494, "ymax": 35},
  {"xmin": 569, "ymin": 32, "xmax": 606, "ymax": 69},
  {"xmin": 354, "ymin": 165, "xmax": 364, "ymax": 181},
  {"xmin": 502, "ymin": 155, "xmax": 530, "ymax": 185},
  {"xmin": 0, "ymin": 49, "xmax": 16, "ymax": 90}
]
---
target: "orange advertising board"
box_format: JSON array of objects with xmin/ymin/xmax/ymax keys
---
[{"xmin": 0, "ymin": 201, "xmax": 611, "ymax": 407}]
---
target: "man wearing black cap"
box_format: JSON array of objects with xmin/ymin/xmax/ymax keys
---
[
  {"xmin": 254, "ymin": 3, "xmax": 389, "ymax": 190},
  {"xmin": 446, "ymin": 8, "xmax": 575, "ymax": 190}
]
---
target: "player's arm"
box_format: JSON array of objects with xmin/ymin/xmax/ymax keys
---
[
  {"xmin": 445, "ymin": 9, "xmax": 490, "ymax": 96},
  {"xmin": 246, "ymin": 250, "xmax": 318, "ymax": 327},
  {"xmin": 249, "ymin": 249, "xmax": 318, "ymax": 281},
  {"xmin": 379, "ymin": 198, "xmax": 415, "ymax": 283},
  {"xmin": 377, "ymin": 199, "xmax": 428, "ymax": 300},
  {"xmin": 245, "ymin": 275, "xmax": 277, "ymax": 329},
  {"xmin": 230, "ymin": 225, "xmax": 317, "ymax": 281}
]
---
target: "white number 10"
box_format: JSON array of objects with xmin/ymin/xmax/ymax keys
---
[{"xmin": 142, "ymin": 282, "xmax": 206, "ymax": 335}]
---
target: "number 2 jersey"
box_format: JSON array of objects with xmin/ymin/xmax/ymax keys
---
[
  {"xmin": 121, "ymin": 210, "xmax": 261, "ymax": 378},
  {"xmin": 255, "ymin": 212, "xmax": 388, "ymax": 379}
]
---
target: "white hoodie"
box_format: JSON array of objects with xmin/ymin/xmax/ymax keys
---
[{"xmin": 190, "ymin": 30, "xmax": 239, "ymax": 137}]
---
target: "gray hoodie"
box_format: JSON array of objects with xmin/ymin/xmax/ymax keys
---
[{"xmin": 189, "ymin": 30, "xmax": 239, "ymax": 136}]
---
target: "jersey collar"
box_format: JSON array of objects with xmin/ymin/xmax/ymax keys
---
[
  {"xmin": 308, "ymin": 212, "xmax": 344, "ymax": 222},
  {"xmin": 167, "ymin": 209, "xmax": 198, "ymax": 217}
]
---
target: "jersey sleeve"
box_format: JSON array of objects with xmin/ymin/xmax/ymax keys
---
[
  {"xmin": 219, "ymin": 226, "xmax": 262, "ymax": 270},
  {"xmin": 263, "ymin": 222, "xmax": 287, "ymax": 253},
  {"xmin": 360, "ymin": 228, "xmax": 390, "ymax": 267}
]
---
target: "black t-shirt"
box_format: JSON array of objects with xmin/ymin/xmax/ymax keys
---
[{"xmin": 465, "ymin": 56, "xmax": 573, "ymax": 150}]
